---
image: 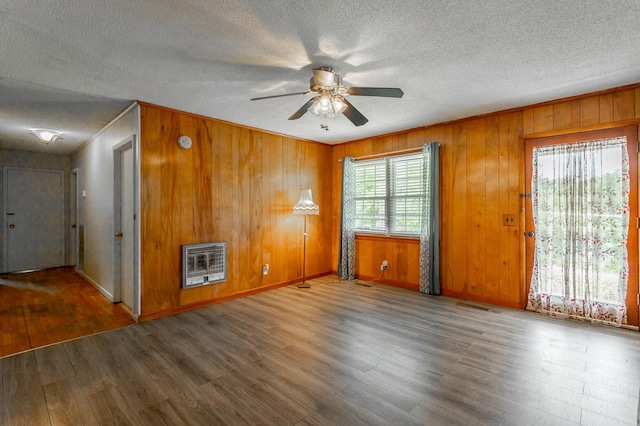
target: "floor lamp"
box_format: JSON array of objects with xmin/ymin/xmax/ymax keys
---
[{"xmin": 293, "ymin": 189, "xmax": 319, "ymax": 288}]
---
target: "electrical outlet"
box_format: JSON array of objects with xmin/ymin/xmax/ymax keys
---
[
  {"xmin": 381, "ymin": 260, "xmax": 389, "ymax": 270},
  {"xmin": 262, "ymin": 264, "xmax": 269, "ymax": 275},
  {"xmin": 503, "ymin": 214, "xmax": 516, "ymax": 226}
]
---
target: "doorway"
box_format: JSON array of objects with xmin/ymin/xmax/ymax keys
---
[
  {"xmin": 70, "ymin": 169, "xmax": 78, "ymax": 267},
  {"xmin": 113, "ymin": 137, "xmax": 135, "ymax": 311},
  {"xmin": 524, "ymin": 126, "xmax": 639, "ymax": 328},
  {"xmin": 3, "ymin": 167, "xmax": 65, "ymax": 273}
]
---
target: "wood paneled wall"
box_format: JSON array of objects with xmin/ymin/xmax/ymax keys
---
[
  {"xmin": 138, "ymin": 84, "xmax": 640, "ymax": 318},
  {"xmin": 332, "ymin": 84, "xmax": 640, "ymax": 309},
  {"xmin": 331, "ymin": 118, "xmax": 522, "ymax": 306},
  {"xmin": 139, "ymin": 104, "xmax": 333, "ymax": 319},
  {"xmin": 523, "ymin": 86, "xmax": 640, "ymax": 135}
]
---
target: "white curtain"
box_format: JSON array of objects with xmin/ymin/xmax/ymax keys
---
[
  {"xmin": 419, "ymin": 143, "xmax": 440, "ymax": 294},
  {"xmin": 526, "ymin": 137, "xmax": 630, "ymax": 326},
  {"xmin": 338, "ymin": 157, "xmax": 356, "ymax": 280}
]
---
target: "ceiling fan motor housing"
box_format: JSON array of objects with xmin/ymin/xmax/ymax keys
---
[{"xmin": 310, "ymin": 68, "xmax": 342, "ymax": 93}]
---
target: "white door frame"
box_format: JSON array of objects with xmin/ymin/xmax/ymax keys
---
[
  {"xmin": 113, "ymin": 135, "xmax": 140, "ymax": 319},
  {"xmin": 70, "ymin": 168, "xmax": 79, "ymax": 267}
]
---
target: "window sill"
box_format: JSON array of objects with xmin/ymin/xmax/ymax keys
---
[{"xmin": 355, "ymin": 233, "xmax": 420, "ymax": 243}]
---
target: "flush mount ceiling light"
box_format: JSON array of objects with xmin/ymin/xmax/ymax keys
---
[{"xmin": 29, "ymin": 128, "xmax": 63, "ymax": 144}]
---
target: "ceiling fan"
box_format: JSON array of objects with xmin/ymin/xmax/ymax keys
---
[{"xmin": 251, "ymin": 67, "xmax": 404, "ymax": 126}]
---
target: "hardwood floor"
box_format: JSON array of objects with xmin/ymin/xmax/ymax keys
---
[
  {"xmin": 0, "ymin": 267, "xmax": 135, "ymax": 357},
  {"xmin": 2, "ymin": 275, "xmax": 639, "ymax": 425}
]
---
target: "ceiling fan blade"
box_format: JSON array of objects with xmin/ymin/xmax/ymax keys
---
[
  {"xmin": 346, "ymin": 87, "xmax": 404, "ymax": 98},
  {"xmin": 342, "ymin": 99, "xmax": 369, "ymax": 126},
  {"xmin": 288, "ymin": 98, "xmax": 317, "ymax": 120},
  {"xmin": 251, "ymin": 91, "xmax": 309, "ymax": 101}
]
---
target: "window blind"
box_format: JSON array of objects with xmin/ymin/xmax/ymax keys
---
[
  {"xmin": 354, "ymin": 159, "xmax": 387, "ymax": 232},
  {"xmin": 390, "ymin": 154, "xmax": 423, "ymax": 234},
  {"xmin": 353, "ymin": 152, "xmax": 424, "ymax": 235}
]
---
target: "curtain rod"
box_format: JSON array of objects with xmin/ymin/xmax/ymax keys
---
[{"xmin": 337, "ymin": 146, "xmax": 423, "ymax": 162}]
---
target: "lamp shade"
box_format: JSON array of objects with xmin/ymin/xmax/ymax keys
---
[{"xmin": 293, "ymin": 189, "xmax": 319, "ymax": 215}]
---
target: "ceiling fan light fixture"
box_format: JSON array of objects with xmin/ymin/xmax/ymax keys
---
[
  {"xmin": 332, "ymin": 95, "xmax": 347, "ymax": 114},
  {"xmin": 308, "ymin": 92, "xmax": 346, "ymax": 118},
  {"xmin": 253, "ymin": 66, "xmax": 402, "ymax": 126},
  {"xmin": 319, "ymin": 95, "xmax": 331, "ymax": 109},
  {"xmin": 309, "ymin": 96, "xmax": 335, "ymax": 117},
  {"xmin": 29, "ymin": 128, "xmax": 63, "ymax": 144},
  {"xmin": 308, "ymin": 97, "xmax": 322, "ymax": 116}
]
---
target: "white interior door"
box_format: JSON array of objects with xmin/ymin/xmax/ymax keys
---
[
  {"xmin": 118, "ymin": 146, "xmax": 135, "ymax": 309},
  {"xmin": 4, "ymin": 167, "xmax": 65, "ymax": 272}
]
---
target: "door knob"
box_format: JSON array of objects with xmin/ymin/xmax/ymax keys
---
[
  {"xmin": 115, "ymin": 232, "xmax": 123, "ymax": 238},
  {"xmin": 8, "ymin": 224, "xmax": 15, "ymax": 229},
  {"xmin": 526, "ymin": 231, "xmax": 535, "ymax": 237}
]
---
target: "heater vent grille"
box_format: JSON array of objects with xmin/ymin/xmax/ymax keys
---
[{"xmin": 182, "ymin": 242, "xmax": 227, "ymax": 288}]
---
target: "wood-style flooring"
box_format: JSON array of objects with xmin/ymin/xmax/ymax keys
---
[
  {"xmin": 0, "ymin": 267, "xmax": 135, "ymax": 357},
  {"xmin": 2, "ymin": 275, "xmax": 639, "ymax": 425}
]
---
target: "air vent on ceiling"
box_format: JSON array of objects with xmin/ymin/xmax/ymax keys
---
[{"xmin": 182, "ymin": 242, "xmax": 227, "ymax": 289}]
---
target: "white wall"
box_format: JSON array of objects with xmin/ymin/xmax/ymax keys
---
[
  {"xmin": 71, "ymin": 105, "xmax": 139, "ymax": 303},
  {"xmin": 0, "ymin": 149, "xmax": 71, "ymax": 271}
]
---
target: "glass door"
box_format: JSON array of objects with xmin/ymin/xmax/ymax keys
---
[{"xmin": 524, "ymin": 126, "xmax": 639, "ymax": 327}]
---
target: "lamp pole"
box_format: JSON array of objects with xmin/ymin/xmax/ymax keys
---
[
  {"xmin": 298, "ymin": 215, "xmax": 310, "ymax": 288},
  {"xmin": 293, "ymin": 188, "xmax": 318, "ymax": 289}
]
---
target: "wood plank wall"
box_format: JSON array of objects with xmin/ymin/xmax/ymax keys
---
[
  {"xmin": 331, "ymin": 84, "xmax": 640, "ymax": 309},
  {"xmin": 137, "ymin": 84, "xmax": 640, "ymax": 318},
  {"xmin": 139, "ymin": 104, "xmax": 333, "ymax": 319}
]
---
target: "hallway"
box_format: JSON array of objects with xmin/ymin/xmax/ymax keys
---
[{"xmin": 0, "ymin": 267, "xmax": 135, "ymax": 357}]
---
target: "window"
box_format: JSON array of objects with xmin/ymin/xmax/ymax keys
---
[{"xmin": 354, "ymin": 152, "xmax": 424, "ymax": 235}]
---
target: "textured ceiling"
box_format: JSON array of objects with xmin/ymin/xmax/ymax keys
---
[
  {"xmin": 0, "ymin": 79, "xmax": 132, "ymax": 154},
  {"xmin": 1, "ymin": 0, "xmax": 640, "ymax": 154}
]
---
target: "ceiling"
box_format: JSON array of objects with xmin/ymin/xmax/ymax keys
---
[{"xmin": 1, "ymin": 1, "xmax": 640, "ymax": 155}]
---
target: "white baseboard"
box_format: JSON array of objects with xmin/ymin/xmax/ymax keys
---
[{"xmin": 75, "ymin": 267, "xmax": 115, "ymax": 302}]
